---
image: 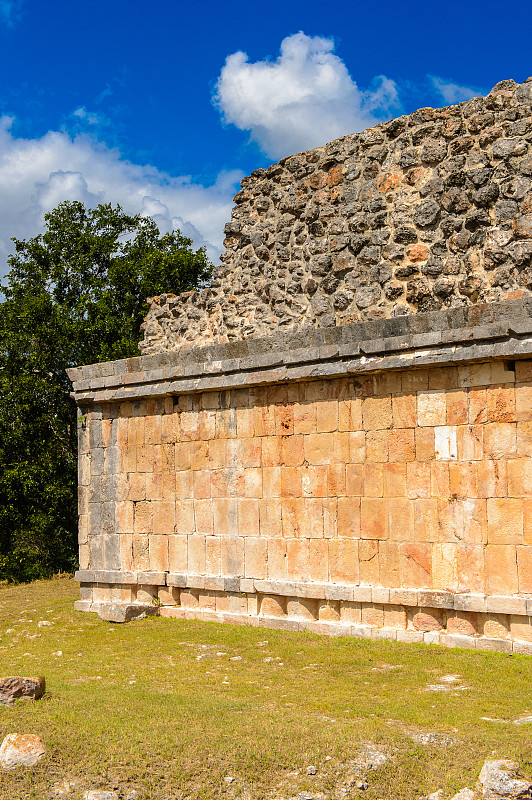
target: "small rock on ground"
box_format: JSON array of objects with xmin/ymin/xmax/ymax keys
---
[
  {"xmin": 83, "ymin": 792, "xmax": 119, "ymax": 800},
  {"xmin": 411, "ymin": 733, "xmax": 455, "ymax": 747},
  {"xmin": 0, "ymin": 675, "xmax": 45, "ymax": 705},
  {"xmin": 478, "ymin": 760, "xmax": 532, "ymax": 800},
  {"xmin": 0, "ymin": 733, "xmax": 45, "ymax": 769}
]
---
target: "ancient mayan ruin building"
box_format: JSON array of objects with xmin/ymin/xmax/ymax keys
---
[{"xmin": 69, "ymin": 78, "xmax": 532, "ymax": 651}]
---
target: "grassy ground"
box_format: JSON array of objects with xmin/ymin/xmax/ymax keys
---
[{"xmin": 1, "ymin": 579, "xmax": 532, "ymax": 800}]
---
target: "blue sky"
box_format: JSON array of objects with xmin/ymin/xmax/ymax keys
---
[{"xmin": 0, "ymin": 0, "xmax": 530, "ymax": 274}]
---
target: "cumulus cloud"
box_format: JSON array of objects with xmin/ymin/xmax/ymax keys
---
[
  {"xmin": 429, "ymin": 75, "xmax": 484, "ymax": 105},
  {"xmin": 0, "ymin": 0, "xmax": 23, "ymax": 27},
  {"xmin": 0, "ymin": 116, "xmax": 242, "ymax": 277},
  {"xmin": 213, "ymin": 31, "xmax": 400, "ymax": 160}
]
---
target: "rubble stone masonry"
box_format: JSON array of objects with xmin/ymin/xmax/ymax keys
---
[{"xmin": 70, "ymin": 78, "xmax": 532, "ymax": 651}]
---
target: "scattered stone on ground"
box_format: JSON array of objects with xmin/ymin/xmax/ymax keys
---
[
  {"xmin": 513, "ymin": 717, "xmax": 532, "ymax": 725},
  {"xmin": 306, "ymin": 766, "xmax": 318, "ymax": 775},
  {"xmin": 82, "ymin": 792, "xmax": 119, "ymax": 800},
  {"xmin": 427, "ymin": 791, "xmax": 444, "ymax": 800},
  {"xmin": 38, "ymin": 620, "xmax": 54, "ymax": 627},
  {"xmin": 51, "ymin": 777, "xmax": 82, "ymax": 797},
  {"xmin": 0, "ymin": 675, "xmax": 45, "ymax": 705},
  {"xmin": 478, "ymin": 760, "xmax": 532, "ymax": 800},
  {"xmin": 0, "ymin": 733, "xmax": 45, "ymax": 769},
  {"xmin": 451, "ymin": 790, "xmax": 476, "ymax": 800},
  {"xmin": 411, "ymin": 732, "xmax": 455, "ymax": 747}
]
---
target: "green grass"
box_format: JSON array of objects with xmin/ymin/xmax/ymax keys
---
[{"xmin": 1, "ymin": 578, "xmax": 532, "ymax": 799}]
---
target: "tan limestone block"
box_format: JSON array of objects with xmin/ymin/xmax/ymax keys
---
[
  {"xmin": 417, "ymin": 389, "xmax": 446, "ymax": 427},
  {"xmin": 244, "ymin": 468, "xmax": 263, "ymax": 499},
  {"xmin": 175, "ymin": 499, "xmax": 195, "ymax": 534},
  {"xmin": 383, "ymin": 462, "xmax": 406, "ymax": 497},
  {"xmin": 92, "ymin": 584, "xmax": 112, "ymax": 603},
  {"xmin": 198, "ymin": 591, "xmax": 216, "ymax": 611},
  {"xmin": 349, "ymin": 430, "xmax": 366, "ymax": 463},
  {"xmin": 456, "ymin": 424, "xmax": 483, "ymax": 461},
  {"xmin": 318, "ymin": 600, "xmax": 340, "ymax": 622},
  {"xmin": 508, "ymin": 459, "xmax": 532, "ymax": 496},
  {"xmin": 432, "ymin": 543, "xmax": 457, "ymax": 591},
  {"xmin": 384, "ymin": 604, "xmax": 407, "ymax": 630},
  {"xmin": 187, "ymin": 534, "xmax": 206, "ymax": 573},
  {"xmin": 484, "ymin": 423, "xmax": 517, "ymax": 459},
  {"xmin": 447, "ymin": 611, "xmax": 478, "ymax": 636},
  {"xmin": 449, "ymin": 462, "xmax": 477, "ymax": 498},
  {"xmin": 228, "ymin": 592, "xmax": 248, "ymax": 615},
  {"xmin": 487, "ymin": 386, "xmax": 516, "ymax": 423},
  {"xmin": 262, "ymin": 437, "xmax": 282, "ymax": 467},
  {"xmin": 316, "ymin": 400, "xmax": 339, "ymax": 433},
  {"xmin": 190, "ymin": 440, "xmax": 209, "ymax": 471},
  {"xmin": 476, "ymin": 460, "xmax": 508, "ymax": 498},
  {"xmin": 517, "ymin": 545, "xmax": 532, "ymax": 592},
  {"xmin": 127, "ymin": 473, "xmax": 146, "ymax": 502},
  {"xmin": 400, "ymin": 542, "xmax": 431, "ymax": 587},
  {"xmin": 235, "ymin": 407, "xmax": 254, "ymax": 438},
  {"xmin": 402, "ymin": 369, "xmax": 429, "ymax": 392},
  {"xmin": 428, "ymin": 367, "xmax": 458, "ymax": 390},
  {"xmin": 238, "ymin": 498, "xmax": 260, "ymax": 537},
  {"xmin": 462, "ymin": 498, "xmax": 487, "ymax": 545},
  {"xmin": 457, "ymin": 543, "xmax": 485, "ymax": 593},
  {"xmin": 339, "ymin": 398, "xmax": 362, "ymax": 431},
  {"xmin": 375, "ymin": 371, "xmax": 402, "ymax": 395},
  {"xmin": 268, "ymin": 384, "xmax": 289, "ymax": 405},
  {"xmin": 388, "ymin": 429, "xmax": 416, "ymax": 462},
  {"xmin": 239, "ymin": 437, "xmax": 262, "ymax": 468},
  {"xmin": 287, "ymin": 597, "xmax": 318, "ymax": 620},
  {"xmin": 309, "ymin": 539, "xmax": 329, "ymax": 581},
  {"xmin": 361, "ymin": 498, "xmax": 388, "ymax": 540},
  {"xmin": 118, "ymin": 534, "xmax": 133, "ymax": 571},
  {"xmin": 392, "ymin": 393, "xmax": 417, "ymax": 428},
  {"xmin": 145, "ymin": 414, "xmax": 162, "ymax": 446},
  {"xmin": 193, "ymin": 471, "xmax": 211, "ymax": 500},
  {"xmin": 161, "ymin": 412, "xmax": 179, "ymax": 444},
  {"xmin": 232, "ymin": 387, "xmax": 250, "ymax": 408},
  {"xmin": 434, "ymin": 426, "xmax": 458, "ymax": 461},
  {"xmin": 366, "ymin": 430, "xmax": 389, "ymax": 462},
  {"xmin": 359, "ymin": 539, "xmax": 380, "ymax": 585},
  {"xmin": 213, "ymin": 498, "xmax": 238, "ymax": 537},
  {"xmin": 128, "ymin": 416, "xmax": 144, "ymax": 448},
  {"xmin": 485, "ymin": 545, "xmax": 518, "ymax": 593},
  {"xmin": 304, "ymin": 432, "xmax": 334, "ymax": 465},
  {"xmin": 462, "ymin": 362, "xmax": 491, "ymax": 388},
  {"xmin": 245, "ymin": 537, "xmax": 267, "ymax": 579},
  {"xmin": 168, "ymin": 534, "xmax": 188, "ymax": 572},
  {"xmin": 216, "ymin": 407, "xmax": 237, "ymax": 440},
  {"xmin": 437, "ymin": 498, "xmax": 464, "ymax": 543},
  {"xmin": 160, "ymin": 443, "xmax": 175, "ymax": 473},
  {"xmin": 406, "ymin": 462, "xmax": 431, "ymax": 499},
  {"xmin": 146, "ymin": 473, "xmax": 163, "ymax": 502},
  {"xmin": 362, "ymin": 396, "xmax": 392, "ymax": 430},
  {"xmin": 113, "ymin": 502, "xmax": 131, "ymax": 535},
  {"xmin": 205, "ymin": 536, "xmax": 221, "ymax": 575},
  {"xmin": 210, "ymin": 469, "xmax": 230, "ymax": 498},
  {"xmin": 259, "ymin": 499, "xmax": 282, "ymax": 537},
  {"xmin": 517, "ymin": 422, "xmax": 532, "ymax": 457},
  {"xmin": 280, "ymin": 466, "xmax": 301, "ymax": 498},
  {"xmin": 221, "ymin": 535, "xmax": 245, "ymax": 577},
  {"xmin": 388, "ymin": 498, "xmax": 414, "ymax": 541},
  {"xmin": 149, "ymin": 535, "xmax": 169, "ymax": 572},
  {"xmin": 487, "ymin": 498, "xmax": 524, "ymax": 544},
  {"xmin": 267, "ymin": 538, "xmax": 288, "ymax": 580},
  {"xmin": 516, "ymin": 360, "xmax": 532, "ymax": 383},
  {"xmin": 179, "ymin": 410, "xmax": 200, "ymax": 441},
  {"xmin": 346, "ymin": 463, "xmax": 364, "ymax": 496},
  {"xmin": 133, "ymin": 501, "xmax": 152, "ymax": 534},
  {"xmin": 281, "ymin": 498, "xmax": 303, "ymax": 538},
  {"xmin": 467, "ymin": 387, "xmax": 487, "ymax": 424},
  {"xmin": 361, "ymin": 603, "xmax": 384, "ymax": 628},
  {"xmin": 525, "ymin": 498, "xmax": 532, "ymax": 544},
  {"xmin": 302, "ymin": 465, "xmax": 328, "ymax": 497},
  {"xmin": 260, "ymin": 594, "xmax": 286, "ymax": 617},
  {"xmin": 137, "ymin": 445, "xmax": 156, "ymax": 473},
  {"xmin": 305, "ymin": 497, "xmax": 326, "ymax": 539},
  {"xmin": 414, "ymin": 498, "xmax": 439, "ymax": 543},
  {"xmin": 364, "ymin": 463, "xmax": 384, "ymax": 497},
  {"xmin": 379, "ymin": 540, "xmax": 401, "ymax": 586},
  {"xmin": 120, "ymin": 447, "xmax": 136, "ymax": 474},
  {"xmin": 340, "ymin": 602, "xmax": 361, "ymax": 624},
  {"xmin": 281, "ymin": 435, "xmax": 305, "ymax": 467},
  {"xmin": 413, "ymin": 609, "xmax": 443, "ymax": 631},
  {"xmin": 509, "ymin": 615, "xmax": 532, "ymax": 642},
  {"xmin": 194, "ymin": 499, "xmax": 214, "ymax": 535},
  {"xmin": 175, "ymin": 470, "xmax": 192, "ymax": 499},
  {"xmin": 293, "ymin": 403, "xmax": 317, "ymax": 435},
  {"xmin": 430, "ymin": 461, "xmax": 450, "ymax": 498},
  {"xmin": 263, "ymin": 466, "xmax": 281, "ymax": 498},
  {"xmin": 274, "ymin": 404, "xmax": 294, "ymax": 437},
  {"xmin": 329, "ymin": 539, "xmax": 359, "ymax": 583},
  {"xmin": 480, "ymin": 612, "xmax": 510, "ymax": 639},
  {"xmin": 132, "ymin": 534, "xmax": 150, "ymax": 571},
  {"xmin": 287, "ymin": 539, "xmax": 311, "ymax": 581},
  {"xmin": 175, "ymin": 441, "xmax": 192, "ymax": 470},
  {"xmin": 323, "ymin": 498, "xmax": 338, "ymax": 539},
  {"xmin": 180, "ymin": 589, "xmax": 199, "ymax": 609},
  {"xmin": 415, "ymin": 427, "xmax": 435, "ymax": 461},
  {"xmin": 152, "ymin": 501, "xmax": 175, "ymax": 535},
  {"xmin": 327, "ymin": 463, "xmax": 346, "ymax": 496},
  {"xmin": 337, "ymin": 496, "xmax": 360, "ymax": 538},
  {"xmin": 446, "ymin": 389, "xmax": 468, "ymax": 426}
]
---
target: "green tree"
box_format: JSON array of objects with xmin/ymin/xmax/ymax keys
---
[{"xmin": 0, "ymin": 201, "xmax": 212, "ymax": 581}]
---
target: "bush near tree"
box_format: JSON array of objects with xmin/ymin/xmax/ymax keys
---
[{"xmin": 0, "ymin": 201, "xmax": 212, "ymax": 581}]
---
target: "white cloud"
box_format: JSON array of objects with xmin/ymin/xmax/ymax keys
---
[
  {"xmin": 0, "ymin": 0, "xmax": 23, "ymax": 27},
  {"xmin": 429, "ymin": 75, "xmax": 484, "ymax": 105},
  {"xmin": 0, "ymin": 116, "xmax": 242, "ymax": 277},
  {"xmin": 213, "ymin": 31, "xmax": 400, "ymax": 160}
]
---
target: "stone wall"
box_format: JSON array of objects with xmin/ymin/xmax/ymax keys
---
[
  {"xmin": 141, "ymin": 78, "xmax": 532, "ymax": 355},
  {"xmin": 71, "ymin": 298, "xmax": 532, "ymax": 651}
]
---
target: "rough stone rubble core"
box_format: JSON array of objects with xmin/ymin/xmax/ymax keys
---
[{"xmin": 69, "ymin": 78, "xmax": 532, "ymax": 651}]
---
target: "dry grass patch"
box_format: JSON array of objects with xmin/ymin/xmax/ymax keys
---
[{"xmin": 0, "ymin": 578, "xmax": 532, "ymax": 799}]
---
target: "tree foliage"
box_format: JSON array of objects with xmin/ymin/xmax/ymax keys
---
[{"xmin": 0, "ymin": 201, "xmax": 211, "ymax": 581}]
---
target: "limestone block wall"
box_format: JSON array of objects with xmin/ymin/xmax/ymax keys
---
[
  {"xmin": 70, "ymin": 299, "xmax": 532, "ymax": 652},
  {"xmin": 141, "ymin": 78, "xmax": 532, "ymax": 355}
]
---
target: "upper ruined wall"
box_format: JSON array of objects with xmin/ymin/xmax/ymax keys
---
[{"xmin": 140, "ymin": 78, "xmax": 532, "ymax": 355}]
